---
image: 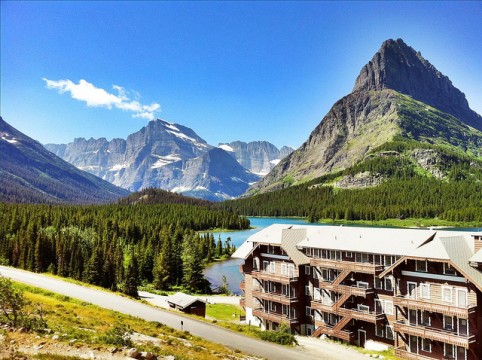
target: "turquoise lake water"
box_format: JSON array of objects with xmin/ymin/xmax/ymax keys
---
[{"xmin": 203, "ymin": 217, "xmax": 481, "ymax": 295}]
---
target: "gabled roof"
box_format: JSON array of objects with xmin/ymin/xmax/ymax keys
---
[
  {"xmin": 281, "ymin": 228, "xmax": 310, "ymax": 266},
  {"xmin": 469, "ymin": 248, "xmax": 482, "ymax": 263},
  {"xmin": 166, "ymin": 292, "xmax": 205, "ymax": 309},
  {"xmin": 231, "ymin": 239, "xmax": 255, "ymax": 259}
]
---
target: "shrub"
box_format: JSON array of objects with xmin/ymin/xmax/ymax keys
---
[{"xmin": 258, "ymin": 325, "xmax": 297, "ymax": 346}]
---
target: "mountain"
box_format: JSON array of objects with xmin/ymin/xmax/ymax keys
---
[
  {"xmin": 249, "ymin": 38, "xmax": 482, "ymax": 195},
  {"xmin": 46, "ymin": 119, "xmax": 260, "ymax": 201},
  {"xmin": 218, "ymin": 141, "xmax": 294, "ymax": 176},
  {"xmin": 0, "ymin": 117, "xmax": 129, "ymax": 204}
]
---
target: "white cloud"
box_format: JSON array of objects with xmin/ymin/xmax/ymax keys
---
[{"xmin": 43, "ymin": 78, "xmax": 160, "ymax": 120}]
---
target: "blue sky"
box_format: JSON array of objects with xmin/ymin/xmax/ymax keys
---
[{"xmin": 2, "ymin": 1, "xmax": 481, "ymax": 149}]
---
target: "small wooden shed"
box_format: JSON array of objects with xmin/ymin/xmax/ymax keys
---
[{"xmin": 166, "ymin": 292, "xmax": 206, "ymax": 317}]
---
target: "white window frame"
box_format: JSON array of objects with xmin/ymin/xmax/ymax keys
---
[
  {"xmin": 270, "ymin": 301, "xmax": 276, "ymax": 312},
  {"xmin": 444, "ymin": 343, "xmax": 454, "ymax": 358},
  {"xmin": 345, "ymin": 251, "xmax": 353, "ymax": 258},
  {"xmin": 374, "ymin": 276, "xmax": 383, "ymax": 290},
  {"xmin": 262, "ymin": 260, "xmax": 269, "ymax": 272},
  {"xmin": 443, "ymin": 315, "xmax": 454, "ymax": 331},
  {"xmin": 281, "ymin": 262, "xmax": 287, "ymax": 275},
  {"xmin": 385, "ymin": 325, "xmax": 394, "ymax": 340},
  {"xmin": 415, "ymin": 259, "xmax": 428, "ymax": 272},
  {"xmin": 456, "ymin": 288, "xmax": 468, "ymax": 308},
  {"xmin": 458, "ymin": 318, "xmax": 468, "ymax": 336},
  {"xmin": 420, "ymin": 310, "xmax": 431, "ymax": 326},
  {"xmin": 442, "ymin": 286, "xmax": 453, "ymax": 303},
  {"xmin": 375, "ymin": 324, "xmax": 384, "ymax": 337},
  {"xmin": 356, "ymin": 281, "xmax": 369, "ymax": 289},
  {"xmin": 269, "ymin": 261, "xmax": 275, "ymax": 274},
  {"xmin": 421, "ymin": 338, "xmax": 432, "ymax": 353},
  {"xmin": 287, "ymin": 264, "xmax": 294, "ymax": 277},
  {"xmin": 305, "ymin": 285, "xmax": 311, "ymax": 296},
  {"xmin": 384, "ymin": 300, "xmax": 394, "ymax": 315},
  {"xmin": 420, "ymin": 283, "xmax": 431, "ymax": 299},
  {"xmin": 384, "ymin": 276, "xmax": 394, "ymax": 292},
  {"xmin": 305, "ymin": 265, "xmax": 311, "ymax": 275},
  {"xmin": 305, "ymin": 306, "xmax": 312, "ymax": 316},
  {"xmin": 357, "ymin": 304, "xmax": 370, "ymax": 313},
  {"xmin": 407, "ymin": 281, "xmax": 418, "ymax": 299}
]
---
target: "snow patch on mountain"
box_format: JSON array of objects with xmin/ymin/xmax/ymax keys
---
[{"xmin": 219, "ymin": 144, "xmax": 234, "ymax": 152}]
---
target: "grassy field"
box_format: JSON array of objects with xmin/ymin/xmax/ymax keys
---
[
  {"xmin": 206, "ymin": 303, "xmax": 245, "ymax": 322},
  {"xmin": 1, "ymin": 282, "xmax": 253, "ymax": 360}
]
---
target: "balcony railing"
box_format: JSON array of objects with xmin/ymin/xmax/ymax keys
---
[
  {"xmin": 313, "ymin": 320, "xmax": 353, "ymax": 342},
  {"xmin": 338, "ymin": 307, "xmax": 384, "ymax": 323},
  {"xmin": 394, "ymin": 320, "xmax": 476, "ymax": 348},
  {"xmin": 252, "ymin": 308, "xmax": 299, "ymax": 325},
  {"xmin": 251, "ymin": 270, "xmax": 298, "ymax": 284},
  {"xmin": 252, "ymin": 288, "xmax": 299, "ymax": 305},
  {"xmin": 318, "ymin": 282, "xmax": 373, "ymax": 297},
  {"xmin": 394, "ymin": 347, "xmax": 436, "ymax": 360},
  {"xmin": 310, "ymin": 258, "xmax": 384, "ymax": 274},
  {"xmin": 393, "ymin": 295, "xmax": 477, "ymax": 318}
]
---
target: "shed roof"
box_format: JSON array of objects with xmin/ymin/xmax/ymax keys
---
[
  {"xmin": 166, "ymin": 292, "xmax": 205, "ymax": 309},
  {"xmin": 469, "ymin": 248, "xmax": 482, "ymax": 263},
  {"xmin": 281, "ymin": 228, "xmax": 310, "ymax": 266}
]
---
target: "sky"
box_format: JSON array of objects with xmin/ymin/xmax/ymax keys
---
[{"xmin": 1, "ymin": 1, "xmax": 482, "ymax": 149}]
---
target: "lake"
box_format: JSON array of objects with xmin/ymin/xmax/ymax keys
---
[{"xmin": 203, "ymin": 217, "xmax": 481, "ymax": 295}]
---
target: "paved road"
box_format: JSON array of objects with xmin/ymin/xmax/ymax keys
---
[{"xmin": 0, "ymin": 266, "xmax": 368, "ymax": 360}]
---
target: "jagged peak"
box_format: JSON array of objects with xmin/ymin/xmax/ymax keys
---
[{"xmin": 353, "ymin": 38, "xmax": 482, "ymax": 130}]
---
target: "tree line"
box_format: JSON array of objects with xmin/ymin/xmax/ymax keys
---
[{"xmin": 0, "ymin": 203, "xmax": 249, "ymax": 296}]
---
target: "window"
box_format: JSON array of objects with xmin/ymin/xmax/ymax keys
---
[
  {"xmin": 375, "ymin": 299, "xmax": 383, "ymax": 314},
  {"xmin": 374, "ymin": 255, "xmax": 383, "ymax": 265},
  {"xmin": 375, "ymin": 324, "xmax": 384, "ymax": 337},
  {"xmin": 384, "ymin": 255, "xmax": 395, "ymax": 266},
  {"xmin": 420, "ymin": 311, "xmax": 431, "ymax": 326},
  {"xmin": 287, "ymin": 264, "xmax": 294, "ymax": 277},
  {"xmin": 384, "ymin": 300, "xmax": 394, "ymax": 315},
  {"xmin": 357, "ymin": 304, "xmax": 369, "ymax": 313},
  {"xmin": 443, "ymin": 263, "xmax": 456, "ymax": 275},
  {"xmin": 281, "ymin": 262, "xmax": 287, "ymax": 275},
  {"xmin": 313, "ymin": 268, "xmax": 319, "ymax": 279},
  {"xmin": 346, "ymin": 252, "xmax": 353, "ymax": 258},
  {"xmin": 374, "ymin": 277, "xmax": 383, "ymax": 290},
  {"xmin": 269, "ymin": 282, "xmax": 276, "ymax": 293},
  {"xmin": 442, "ymin": 286, "xmax": 453, "ymax": 303},
  {"xmin": 262, "ymin": 260, "xmax": 269, "ymax": 271},
  {"xmin": 385, "ymin": 325, "xmax": 394, "ymax": 340},
  {"xmin": 306, "ymin": 306, "xmax": 312, "ymax": 316},
  {"xmin": 305, "ymin": 285, "xmax": 311, "ymax": 296},
  {"xmin": 444, "ymin": 343, "xmax": 454, "ymax": 358},
  {"xmin": 421, "ymin": 338, "xmax": 431, "ymax": 353},
  {"xmin": 415, "ymin": 260, "xmax": 427, "ymax": 272},
  {"xmin": 384, "ymin": 277, "xmax": 394, "ymax": 292},
  {"xmin": 253, "ymin": 257, "xmax": 260, "ymax": 270},
  {"xmin": 269, "ymin": 261, "xmax": 275, "ymax": 273},
  {"xmin": 443, "ymin": 315, "xmax": 454, "ymax": 331},
  {"xmin": 270, "ymin": 302, "xmax": 276, "ymax": 312},
  {"xmin": 305, "ymin": 265, "xmax": 311, "ymax": 275},
  {"xmin": 357, "ymin": 281, "xmax": 369, "ymax": 289},
  {"xmin": 355, "ymin": 253, "xmax": 369, "ymax": 263},
  {"xmin": 267, "ymin": 245, "xmax": 275, "ymax": 254},
  {"xmin": 420, "ymin": 283, "xmax": 430, "ymax": 299}
]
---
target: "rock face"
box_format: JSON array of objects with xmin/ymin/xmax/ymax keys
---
[
  {"xmin": 218, "ymin": 141, "xmax": 294, "ymax": 176},
  {"xmin": 249, "ymin": 39, "xmax": 482, "ymax": 194},
  {"xmin": 353, "ymin": 38, "xmax": 482, "ymax": 131},
  {"xmin": 46, "ymin": 119, "xmax": 259, "ymax": 200},
  {"xmin": 0, "ymin": 117, "xmax": 129, "ymax": 204}
]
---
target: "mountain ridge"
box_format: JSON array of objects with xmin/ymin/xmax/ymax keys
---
[
  {"xmin": 248, "ymin": 38, "xmax": 482, "ymax": 195},
  {"xmin": 0, "ymin": 117, "xmax": 130, "ymax": 204}
]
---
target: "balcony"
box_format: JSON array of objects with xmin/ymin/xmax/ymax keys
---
[
  {"xmin": 319, "ymin": 283, "xmax": 373, "ymax": 297},
  {"xmin": 394, "ymin": 320, "xmax": 476, "ymax": 348},
  {"xmin": 251, "ymin": 270, "xmax": 298, "ymax": 284},
  {"xmin": 310, "ymin": 258, "xmax": 384, "ymax": 274},
  {"xmin": 252, "ymin": 288, "xmax": 299, "ymax": 305},
  {"xmin": 394, "ymin": 347, "xmax": 436, "ymax": 360},
  {"xmin": 393, "ymin": 295, "xmax": 477, "ymax": 318},
  {"xmin": 313, "ymin": 320, "xmax": 353, "ymax": 342},
  {"xmin": 252, "ymin": 308, "xmax": 299, "ymax": 325},
  {"xmin": 338, "ymin": 307, "xmax": 384, "ymax": 323}
]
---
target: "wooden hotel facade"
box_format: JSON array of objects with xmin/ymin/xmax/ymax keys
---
[{"xmin": 233, "ymin": 225, "xmax": 482, "ymax": 359}]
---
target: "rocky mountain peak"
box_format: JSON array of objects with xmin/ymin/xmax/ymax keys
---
[{"xmin": 353, "ymin": 38, "xmax": 482, "ymax": 130}]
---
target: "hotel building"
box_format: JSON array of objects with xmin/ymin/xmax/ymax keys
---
[{"xmin": 232, "ymin": 224, "xmax": 482, "ymax": 359}]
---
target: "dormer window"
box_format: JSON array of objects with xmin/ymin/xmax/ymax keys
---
[{"xmin": 443, "ymin": 263, "xmax": 456, "ymax": 276}]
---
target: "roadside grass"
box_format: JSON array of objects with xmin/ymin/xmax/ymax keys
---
[
  {"xmin": 9, "ymin": 282, "xmax": 250, "ymax": 360},
  {"xmin": 327, "ymin": 339, "xmax": 397, "ymax": 359},
  {"xmin": 206, "ymin": 303, "xmax": 245, "ymax": 322}
]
